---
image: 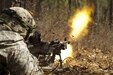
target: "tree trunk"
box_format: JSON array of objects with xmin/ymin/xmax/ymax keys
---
[
  {"xmin": 68, "ymin": 0, "xmax": 71, "ymax": 16},
  {"xmin": 109, "ymin": 0, "xmax": 112, "ymax": 28},
  {"xmin": 36, "ymin": 0, "xmax": 42, "ymax": 18}
]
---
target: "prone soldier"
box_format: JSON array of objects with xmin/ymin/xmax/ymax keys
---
[{"xmin": 0, "ymin": 7, "xmax": 44, "ymax": 75}]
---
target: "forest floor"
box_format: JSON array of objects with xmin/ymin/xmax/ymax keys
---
[{"xmin": 37, "ymin": 22, "xmax": 113, "ymax": 75}]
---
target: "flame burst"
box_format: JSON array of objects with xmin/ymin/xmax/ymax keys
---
[
  {"xmin": 59, "ymin": 7, "xmax": 93, "ymax": 62},
  {"xmin": 70, "ymin": 7, "xmax": 93, "ymax": 40},
  {"xmin": 61, "ymin": 44, "xmax": 73, "ymax": 60}
]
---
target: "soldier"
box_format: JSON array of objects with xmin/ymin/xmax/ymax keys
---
[
  {"xmin": 28, "ymin": 31, "xmax": 55, "ymax": 66},
  {"xmin": 28, "ymin": 31, "xmax": 51, "ymax": 61},
  {"xmin": 0, "ymin": 7, "xmax": 44, "ymax": 75}
]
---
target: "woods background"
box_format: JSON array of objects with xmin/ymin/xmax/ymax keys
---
[{"xmin": 0, "ymin": 0, "xmax": 113, "ymax": 73}]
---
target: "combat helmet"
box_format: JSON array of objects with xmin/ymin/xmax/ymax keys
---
[{"xmin": 1, "ymin": 7, "xmax": 35, "ymax": 40}]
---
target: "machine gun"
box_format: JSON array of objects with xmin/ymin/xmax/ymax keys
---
[{"xmin": 28, "ymin": 31, "xmax": 69, "ymax": 67}]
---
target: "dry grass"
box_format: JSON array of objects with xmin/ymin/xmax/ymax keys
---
[
  {"xmin": 35, "ymin": 13, "xmax": 113, "ymax": 73},
  {"xmin": 32, "ymin": 2, "xmax": 113, "ymax": 73}
]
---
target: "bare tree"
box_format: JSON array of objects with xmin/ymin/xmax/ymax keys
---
[{"xmin": 109, "ymin": 0, "xmax": 112, "ymax": 28}]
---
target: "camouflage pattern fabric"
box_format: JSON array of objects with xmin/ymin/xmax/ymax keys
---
[{"xmin": 0, "ymin": 30, "xmax": 44, "ymax": 75}]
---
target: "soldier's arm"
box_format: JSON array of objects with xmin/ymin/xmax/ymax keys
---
[
  {"xmin": 7, "ymin": 40, "xmax": 44, "ymax": 75},
  {"xmin": 0, "ymin": 31, "xmax": 44, "ymax": 75}
]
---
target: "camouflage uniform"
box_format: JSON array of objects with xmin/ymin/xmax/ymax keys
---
[{"xmin": 0, "ymin": 7, "xmax": 44, "ymax": 75}]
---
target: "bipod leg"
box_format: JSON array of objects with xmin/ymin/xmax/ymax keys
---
[{"xmin": 59, "ymin": 53, "xmax": 63, "ymax": 68}]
